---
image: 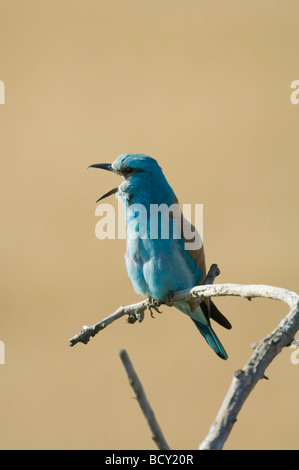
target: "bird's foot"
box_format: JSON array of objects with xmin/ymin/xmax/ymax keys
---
[{"xmin": 146, "ymin": 297, "xmax": 162, "ymax": 318}]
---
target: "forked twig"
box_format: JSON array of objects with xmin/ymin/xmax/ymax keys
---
[{"xmin": 69, "ymin": 265, "xmax": 299, "ymax": 449}]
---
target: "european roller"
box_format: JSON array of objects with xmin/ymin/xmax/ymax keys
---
[{"xmin": 89, "ymin": 154, "xmax": 231, "ymax": 359}]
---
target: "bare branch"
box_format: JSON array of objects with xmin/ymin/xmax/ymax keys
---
[
  {"xmin": 199, "ymin": 288, "xmax": 299, "ymax": 450},
  {"xmin": 119, "ymin": 349, "xmax": 171, "ymax": 450},
  {"xmin": 69, "ymin": 301, "xmax": 147, "ymax": 347},
  {"xmin": 173, "ymin": 283, "xmax": 298, "ymax": 309},
  {"xmin": 69, "ymin": 264, "xmax": 220, "ymax": 347},
  {"xmin": 69, "ymin": 263, "xmax": 299, "ymax": 450}
]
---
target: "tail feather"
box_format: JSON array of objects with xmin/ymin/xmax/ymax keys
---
[
  {"xmin": 209, "ymin": 301, "xmax": 232, "ymax": 330},
  {"xmin": 192, "ymin": 319, "xmax": 228, "ymax": 360}
]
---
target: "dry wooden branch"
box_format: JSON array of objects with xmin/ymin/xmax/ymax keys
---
[
  {"xmin": 69, "ymin": 301, "xmax": 147, "ymax": 347},
  {"xmin": 69, "ymin": 264, "xmax": 220, "ymax": 347},
  {"xmin": 119, "ymin": 348, "xmax": 170, "ymax": 450},
  {"xmin": 198, "ymin": 285, "xmax": 299, "ymax": 450},
  {"xmin": 69, "ymin": 265, "xmax": 299, "ymax": 450}
]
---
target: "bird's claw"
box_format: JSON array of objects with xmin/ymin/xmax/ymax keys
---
[{"xmin": 146, "ymin": 297, "xmax": 162, "ymax": 318}]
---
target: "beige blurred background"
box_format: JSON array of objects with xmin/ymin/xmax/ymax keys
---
[{"xmin": 0, "ymin": 0, "xmax": 299, "ymax": 450}]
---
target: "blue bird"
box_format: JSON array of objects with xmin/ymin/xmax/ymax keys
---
[{"xmin": 89, "ymin": 154, "xmax": 231, "ymax": 359}]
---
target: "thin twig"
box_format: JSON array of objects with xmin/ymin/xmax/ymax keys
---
[
  {"xmin": 69, "ymin": 301, "xmax": 147, "ymax": 346},
  {"xmin": 69, "ymin": 264, "xmax": 220, "ymax": 347},
  {"xmin": 119, "ymin": 349, "xmax": 170, "ymax": 450}
]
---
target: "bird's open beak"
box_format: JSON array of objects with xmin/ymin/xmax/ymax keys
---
[
  {"xmin": 88, "ymin": 163, "xmax": 119, "ymax": 202},
  {"xmin": 88, "ymin": 163, "xmax": 116, "ymax": 172}
]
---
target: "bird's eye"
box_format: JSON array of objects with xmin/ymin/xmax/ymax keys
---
[
  {"xmin": 123, "ymin": 167, "xmax": 134, "ymax": 176},
  {"xmin": 121, "ymin": 166, "xmax": 143, "ymax": 178}
]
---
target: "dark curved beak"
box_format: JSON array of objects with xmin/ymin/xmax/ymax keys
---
[
  {"xmin": 88, "ymin": 163, "xmax": 119, "ymax": 203},
  {"xmin": 95, "ymin": 186, "xmax": 118, "ymax": 203},
  {"xmin": 88, "ymin": 163, "xmax": 116, "ymax": 172}
]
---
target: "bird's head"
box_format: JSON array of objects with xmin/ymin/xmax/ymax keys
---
[{"xmin": 89, "ymin": 153, "xmax": 177, "ymax": 205}]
